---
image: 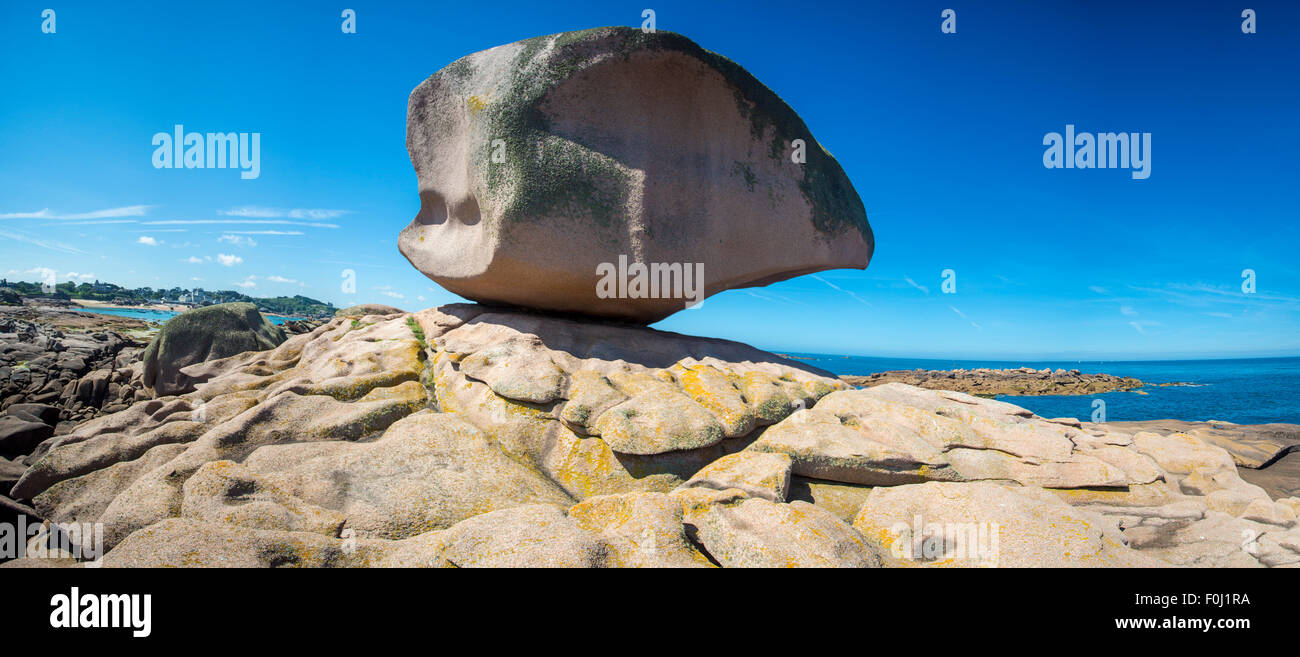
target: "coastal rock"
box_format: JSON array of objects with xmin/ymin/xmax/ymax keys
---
[
  {"xmin": 140, "ymin": 302, "xmax": 286, "ymax": 397},
  {"xmin": 0, "ymin": 309, "xmax": 143, "ymax": 427},
  {"xmin": 0, "ymin": 415, "xmax": 53, "ymax": 457},
  {"xmin": 842, "ymin": 367, "xmax": 1147, "ymax": 398},
  {"xmin": 747, "ymin": 384, "xmax": 1132, "ymax": 488},
  {"xmin": 10, "ymin": 302, "xmax": 1300, "ymax": 569},
  {"xmin": 683, "ymin": 496, "xmax": 881, "ymax": 568},
  {"xmin": 335, "ymin": 304, "xmax": 405, "ymax": 318},
  {"xmin": 399, "ymin": 27, "xmax": 872, "ymax": 323},
  {"xmin": 852, "ymin": 481, "xmax": 1164, "ymax": 567},
  {"xmin": 1095, "ymin": 419, "xmax": 1300, "ymax": 500}
]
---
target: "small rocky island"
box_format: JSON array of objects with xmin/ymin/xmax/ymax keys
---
[{"xmin": 842, "ymin": 367, "xmax": 1151, "ymax": 397}]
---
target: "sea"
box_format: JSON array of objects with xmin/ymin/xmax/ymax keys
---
[
  {"xmin": 786, "ymin": 354, "xmax": 1300, "ymax": 426},
  {"xmin": 77, "ymin": 306, "xmax": 303, "ymax": 326}
]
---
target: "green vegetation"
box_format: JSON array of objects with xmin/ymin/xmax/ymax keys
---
[
  {"xmin": 405, "ymin": 316, "xmax": 428, "ymax": 350},
  {"xmin": 0, "ymin": 278, "xmax": 337, "ymax": 318}
]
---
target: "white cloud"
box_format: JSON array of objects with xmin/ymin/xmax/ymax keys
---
[
  {"xmin": 219, "ymin": 234, "xmax": 258, "ymax": 247},
  {"xmin": 219, "ymin": 206, "xmax": 349, "ymax": 220},
  {"xmin": 379, "ymin": 290, "xmax": 405, "ymax": 299},
  {"xmin": 64, "ymin": 272, "xmax": 95, "ymax": 282},
  {"xmin": 142, "ymin": 220, "xmax": 339, "ymax": 228},
  {"xmin": 222, "ymin": 230, "xmax": 304, "ymax": 235},
  {"xmin": 266, "ymin": 275, "xmax": 297, "ymax": 284},
  {"xmin": 183, "ymin": 256, "xmax": 207, "ymax": 264},
  {"xmin": 138, "ymin": 236, "xmax": 160, "ymax": 246},
  {"xmin": 0, "ymin": 205, "xmax": 153, "ymax": 220},
  {"xmin": 234, "ymin": 276, "xmax": 257, "ymax": 289},
  {"xmin": 216, "ymin": 253, "xmax": 243, "ymax": 267},
  {"xmin": 1120, "ymin": 305, "xmax": 1137, "ymax": 316}
]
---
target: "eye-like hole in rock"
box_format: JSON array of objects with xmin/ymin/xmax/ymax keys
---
[
  {"xmin": 449, "ymin": 195, "xmax": 481, "ymax": 226},
  {"xmin": 415, "ymin": 189, "xmax": 448, "ymax": 225}
]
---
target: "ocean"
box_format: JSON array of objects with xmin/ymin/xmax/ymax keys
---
[
  {"xmin": 76, "ymin": 306, "xmax": 303, "ymax": 326},
  {"xmin": 788, "ymin": 354, "xmax": 1300, "ymax": 426}
]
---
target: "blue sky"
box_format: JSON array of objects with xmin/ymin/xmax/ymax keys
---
[{"xmin": 2, "ymin": 1, "xmax": 1297, "ymax": 360}]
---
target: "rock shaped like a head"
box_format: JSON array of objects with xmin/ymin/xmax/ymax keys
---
[{"xmin": 400, "ymin": 27, "xmax": 873, "ymax": 323}]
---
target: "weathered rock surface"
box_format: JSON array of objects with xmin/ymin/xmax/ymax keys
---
[
  {"xmin": 399, "ymin": 27, "xmax": 872, "ymax": 323},
  {"xmin": 335, "ymin": 304, "xmax": 405, "ymax": 318},
  {"xmin": 7, "ymin": 303, "xmax": 1298, "ymax": 568},
  {"xmin": 853, "ymin": 481, "xmax": 1164, "ymax": 567},
  {"xmin": 843, "ymin": 367, "xmax": 1152, "ymax": 397},
  {"xmin": 0, "ymin": 310, "xmax": 147, "ymax": 437},
  {"xmin": 1094, "ymin": 419, "xmax": 1300, "ymax": 500},
  {"xmin": 140, "ymin": 302, "xmax": 286, "ymax": 396}
]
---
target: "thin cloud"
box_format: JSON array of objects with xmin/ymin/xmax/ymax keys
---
[
  {"xmin": 810, "ymin": 274, "xmax": 873, "ymax": 307},
  {"xmin": 234, "ymin": 276, "xmax": 257, "ymax": 288},
  {"xmin": 0, "ymin": 205, "xmax": 153, "ymax": 220},
  {"xmin": 0, "ymin": 229, "xmax": 90, "ymax": 255},
  {"xmin": 138, "ymin": 236, "xmax": 160, "ymax": 246},
  {"xmin": 1120, "ymin": 305, "xmax": 1137, "ymax": 316},
  {"xmin": 904, "ymin": 277, "xmax": 930, "ymax": 295},
  {"xmin": 219, "ymin": 234, "xmax": 257, "ymax": 247},
  {"xmin": 143, "ymin": 220, "xmax": 340, "ymax": 228},
  {"xmin": 948, "ymin": 305, "xmax": 981, "ymax": 330},
  {"xmin": 221, "ymin": 230, "xmax": 304, "ymax": 235},
  {"xmin": 265, "ymin": 275, "xmax": 297, "ymax": 284},
  {"xmin": 219, "ymin": 206, "xmax": 349, "ymax": 220}
]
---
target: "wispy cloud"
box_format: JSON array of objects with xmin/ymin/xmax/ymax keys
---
[
  {"xmin": 1120, "ymin": 305, "xmax": 1137, "ymax": 316},
  {"xmin": 266, "ymin": 275, "xmax": 297, "ymax": 284},
  {"xmin": 0, "ymin": 205, "xmax": 153, "ymax": 220},
  {"xmin": 0, "ymin": 229, "xmax": 90, "ymax": 255},
  {"xmin": 949, "ymin": 305, "xmax": 981, "ymax": 329},
  {"xmin": 143, "ymin": 220, "xmax": 339, "ymax": 228},
  {"xmin": 218, "ymin": 234, "xmax": 257, "ymax": 247},
  {"xmin": 234, "ymin": 276, "xmax": 257, "ymax": 288},
  {"xmin": 1088, "ymin": 285, "xmax": 1108, "ymax": 294},
  {"xmin": 904, "ymin": 277, "xmax": 930, "ymax": 295},
  {"xmin": 810, "ymin": 274, "xmax": 873, "ymax": 307},
  {"xmin": 219, "ymin": 206, "xmax": 349, "ymax": 220},
  {"xmin": 221, "ymin": 230, "xmax": 304, "ymax": 235}
]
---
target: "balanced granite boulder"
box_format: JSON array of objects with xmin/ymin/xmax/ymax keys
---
[
  {"xmin": 140, "ymin": 303, "xmax": 285, "ymax": 397},
  {"xmin": 399, "ymin": 27, "xmax": 873, "ymax": 323}
]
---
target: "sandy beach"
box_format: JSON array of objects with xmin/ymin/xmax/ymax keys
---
[{"xmin": 71, "ymin": 299, "xmax": 190, "ymax": 312}]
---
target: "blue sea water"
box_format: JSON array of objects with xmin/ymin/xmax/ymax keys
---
[
  {"xmin": 787, "ymin": 354, "xmax": 1300, "ymax": 425},
  {"xmin": 76, "ymin": 306, "xmax": 302, "ymax": 326}
]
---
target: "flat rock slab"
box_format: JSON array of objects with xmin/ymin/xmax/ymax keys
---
[{"xmin": 1096, "ymin": 420, "xmax": 1300, "ymax": 469}]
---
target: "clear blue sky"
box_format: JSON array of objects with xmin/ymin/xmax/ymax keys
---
[{"xmin": 2, "ymin": 1, "xmax": 1298, "ymax": 360}]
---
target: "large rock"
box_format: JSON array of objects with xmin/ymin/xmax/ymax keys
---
[
  {"xmin": 140, "ymin": 303, "xmax": 286, "ymax": 396},
  {"xmin": 399, "ymin": 27, "xmax": 872, "ymax": 323},
  {"xmin": 11, "ymin": 303, "xmax": 1300, "ymax": 569}
]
